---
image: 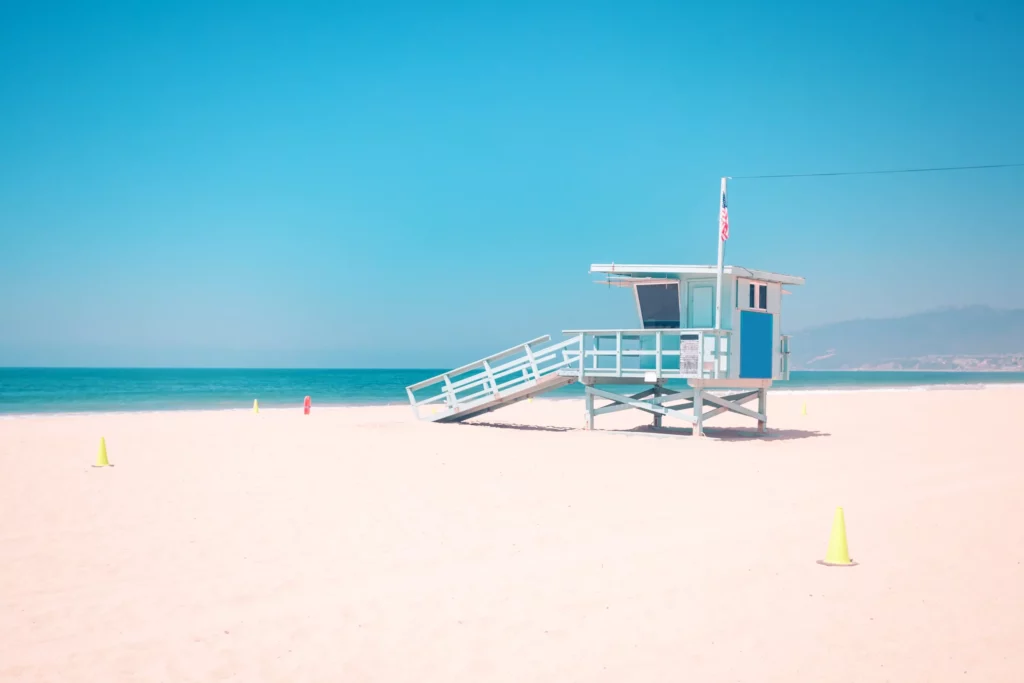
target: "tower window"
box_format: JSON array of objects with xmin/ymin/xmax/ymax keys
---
[
  {"xmin": 745, "ymin": 282, "xmax": 769, "ymax": 311},
  {"xmin": 635, "ymin": 283, "xmax": 681, "ymax": 328}
]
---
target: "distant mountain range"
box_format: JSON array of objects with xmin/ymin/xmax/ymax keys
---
[{"xmin": 789, "ymin": 306, "xmax": 1024, "ymax": 371}]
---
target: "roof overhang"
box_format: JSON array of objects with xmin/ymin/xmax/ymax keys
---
[{"xmin": 590, "ymin": 263, "xmax": 806, "ymax": 287}]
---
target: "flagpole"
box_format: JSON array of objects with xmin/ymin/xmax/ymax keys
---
[{"xmin": 714, "ymin": 177, "xmax": 727, "ymax": 379}]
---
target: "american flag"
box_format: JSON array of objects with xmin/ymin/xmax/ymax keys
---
[{"xmin": 719, "ymin": 188, "xmax": 729, "ymax": 241}]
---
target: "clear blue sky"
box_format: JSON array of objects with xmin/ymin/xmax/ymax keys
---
[{"xmin": 1, "ymin": 1, "xmax": 1023, "ymax": 368}]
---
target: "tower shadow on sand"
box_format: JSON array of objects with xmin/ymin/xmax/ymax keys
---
[{"xmin": 460, "ymin": 421, "xmax": 828, "ymax": 441}]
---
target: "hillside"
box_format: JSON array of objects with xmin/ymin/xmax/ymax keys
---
[{"xmin": 788, "ymin": 306, "xmax": 1024, "ymax": 371}]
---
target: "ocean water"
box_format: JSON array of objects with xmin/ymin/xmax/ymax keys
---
[{"xmin": 1, "ymin": 368, "xmax": 1023, "ymax": 415}]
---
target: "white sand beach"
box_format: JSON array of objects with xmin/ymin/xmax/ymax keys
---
[{"xmin": 2, "ymin": 386, "xmax": 1023, "ymax": 682}]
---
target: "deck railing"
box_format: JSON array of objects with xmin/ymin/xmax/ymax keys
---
[
  {"xmin": 560, "ymin": 329, "xmax": 733, "ymax": 381},
  {"xmin": 405, "ymin": 335, "xmax": 582, "ymax": 419}
]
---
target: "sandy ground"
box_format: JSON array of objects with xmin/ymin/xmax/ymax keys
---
[{"xmin": 1, "ymin": 386, "xmax": 1023, "ymax": 682}]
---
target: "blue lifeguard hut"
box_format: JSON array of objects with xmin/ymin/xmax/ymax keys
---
[
  {"xmin": 406, "ymin": 182, "xmax": 805, "ymax": 435},
  {"xmin": 587, "ymin": 262, "xmax": 803, "ymax": 382},
  {"xmin": 405, "ymin": 260, "xmax": 804, "ymax": 435}
]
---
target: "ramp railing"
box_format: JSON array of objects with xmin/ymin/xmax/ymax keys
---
[{"xmin": 406, "ymin": 335, "xmax": 583, "ymax": 419}]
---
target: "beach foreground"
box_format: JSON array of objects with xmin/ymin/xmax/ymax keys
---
[{"xmin": 2, "ymin": 387, "xmax": 1023, "ymax": 682}]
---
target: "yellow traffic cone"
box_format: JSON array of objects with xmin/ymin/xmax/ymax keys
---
[
  {"xmin": 818, "ymin": 507, "xmax": 856, "ymax": 566},
  {"xmin": 93, "ymin": 437, "xmax": 110, "ymax": 467},
  {"xmin": 801, "ymin": 401, "xmax": 807, "ymax": 416},
  {"xmin": 253, "ymin": 399, "xmax": 259, "ymax": 414}
]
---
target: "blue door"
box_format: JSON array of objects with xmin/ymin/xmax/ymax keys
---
[{"xmin": 740, "ymin": 310, "xmax": 773, "ymax": 379}]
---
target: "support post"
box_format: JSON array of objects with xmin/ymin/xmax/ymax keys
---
[
  {"xmin": 693, "ymin": 388, "xmax": 704, "ymax": 437},
  {"xmin": 757, "ymin": 387, "xmax": 767, "ymax": 434},
  {"xmin": 652, "ymin": 385, "xmax": 663, "ymax": 428},
  {"xmin": 584, "ymin": 389, "xmax": 595, "ymax": 430}
]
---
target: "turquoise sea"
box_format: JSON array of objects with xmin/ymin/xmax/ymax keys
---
[{"xmin": 1, "ymin": 368, "xmax": 1024, "ymax": 415}]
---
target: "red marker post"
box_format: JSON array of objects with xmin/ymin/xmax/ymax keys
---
[{"xmin": 303, "ymin": 395, "xmax": 311, "ymax": 415}]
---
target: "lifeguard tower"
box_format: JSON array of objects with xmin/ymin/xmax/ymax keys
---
[{"xmin": 406, "ymin": 261, "xmax": 804, "ymax": 436}]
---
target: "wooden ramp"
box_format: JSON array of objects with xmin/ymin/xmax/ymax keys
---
[{"xmin": 406, "ymin": 335, "xmax": 581, "ymax": 423}]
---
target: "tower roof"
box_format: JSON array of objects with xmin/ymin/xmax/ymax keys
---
[{"xmin": 590, "ymin": 263, "xmax": 805, "ymax": 286}]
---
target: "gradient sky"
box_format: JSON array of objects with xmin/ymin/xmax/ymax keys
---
[{"xmin": 2, "ymin": 1, "xmax": 1023, "ymax": 368}]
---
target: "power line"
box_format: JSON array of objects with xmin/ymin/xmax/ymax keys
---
[{"xmin": 728, "ymin": 162, "xmax": 1024, "ymax": 180}]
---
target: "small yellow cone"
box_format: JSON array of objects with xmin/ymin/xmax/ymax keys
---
[
  {"xmin": 93, "ymin": 437, "xmax": 110, "ymax": 467},
  {"xmin": 801, "ymin": 402, "xmax": 807, "ymax": 416},
  {"xmin": 818, "ymin": 507, "xmax": 856, "ymax": 566},
  {"xmin": 253, "ymin": 399, "xmax": 259, "ymax": 414}
]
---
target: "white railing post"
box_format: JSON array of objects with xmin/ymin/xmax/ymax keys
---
[
  {"xmin": 698, "ymin": 331, "xmax": 705, "ymax": 378},
  {"xmin": 723, "ymin": 333, "xmax": 729, "ymax": 378},
  {"xmin": 406, "ymin": 387, "xmax": 419, "ymax": 419},
  {"xmin": 780, "ymin": 335, "xmax": 790, "ymax": 379},
  {"xmin": 443, "ymin": 374, "xmax": 456, "ymax": 409},
  {"xmin": 655, "ymin": 330, "xmax": 662, "ymax": 376},
  {"xmin": 713, "ymin": 331, "xmax": 719, "ymax": 379},
  {"xmin": 616, "ymin": 331, "xmax": 622, "ymax": 377},
  {"xmin": 482, "ymin": 360, "xmax": 498, "ymax": 395},
  {"xmin": 578, "ymin": 334, "xmax": 585, "ymax": 379},
  {"xmin": 523, "ymin": 342, "xmax": 540, "ymax": 383}
]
